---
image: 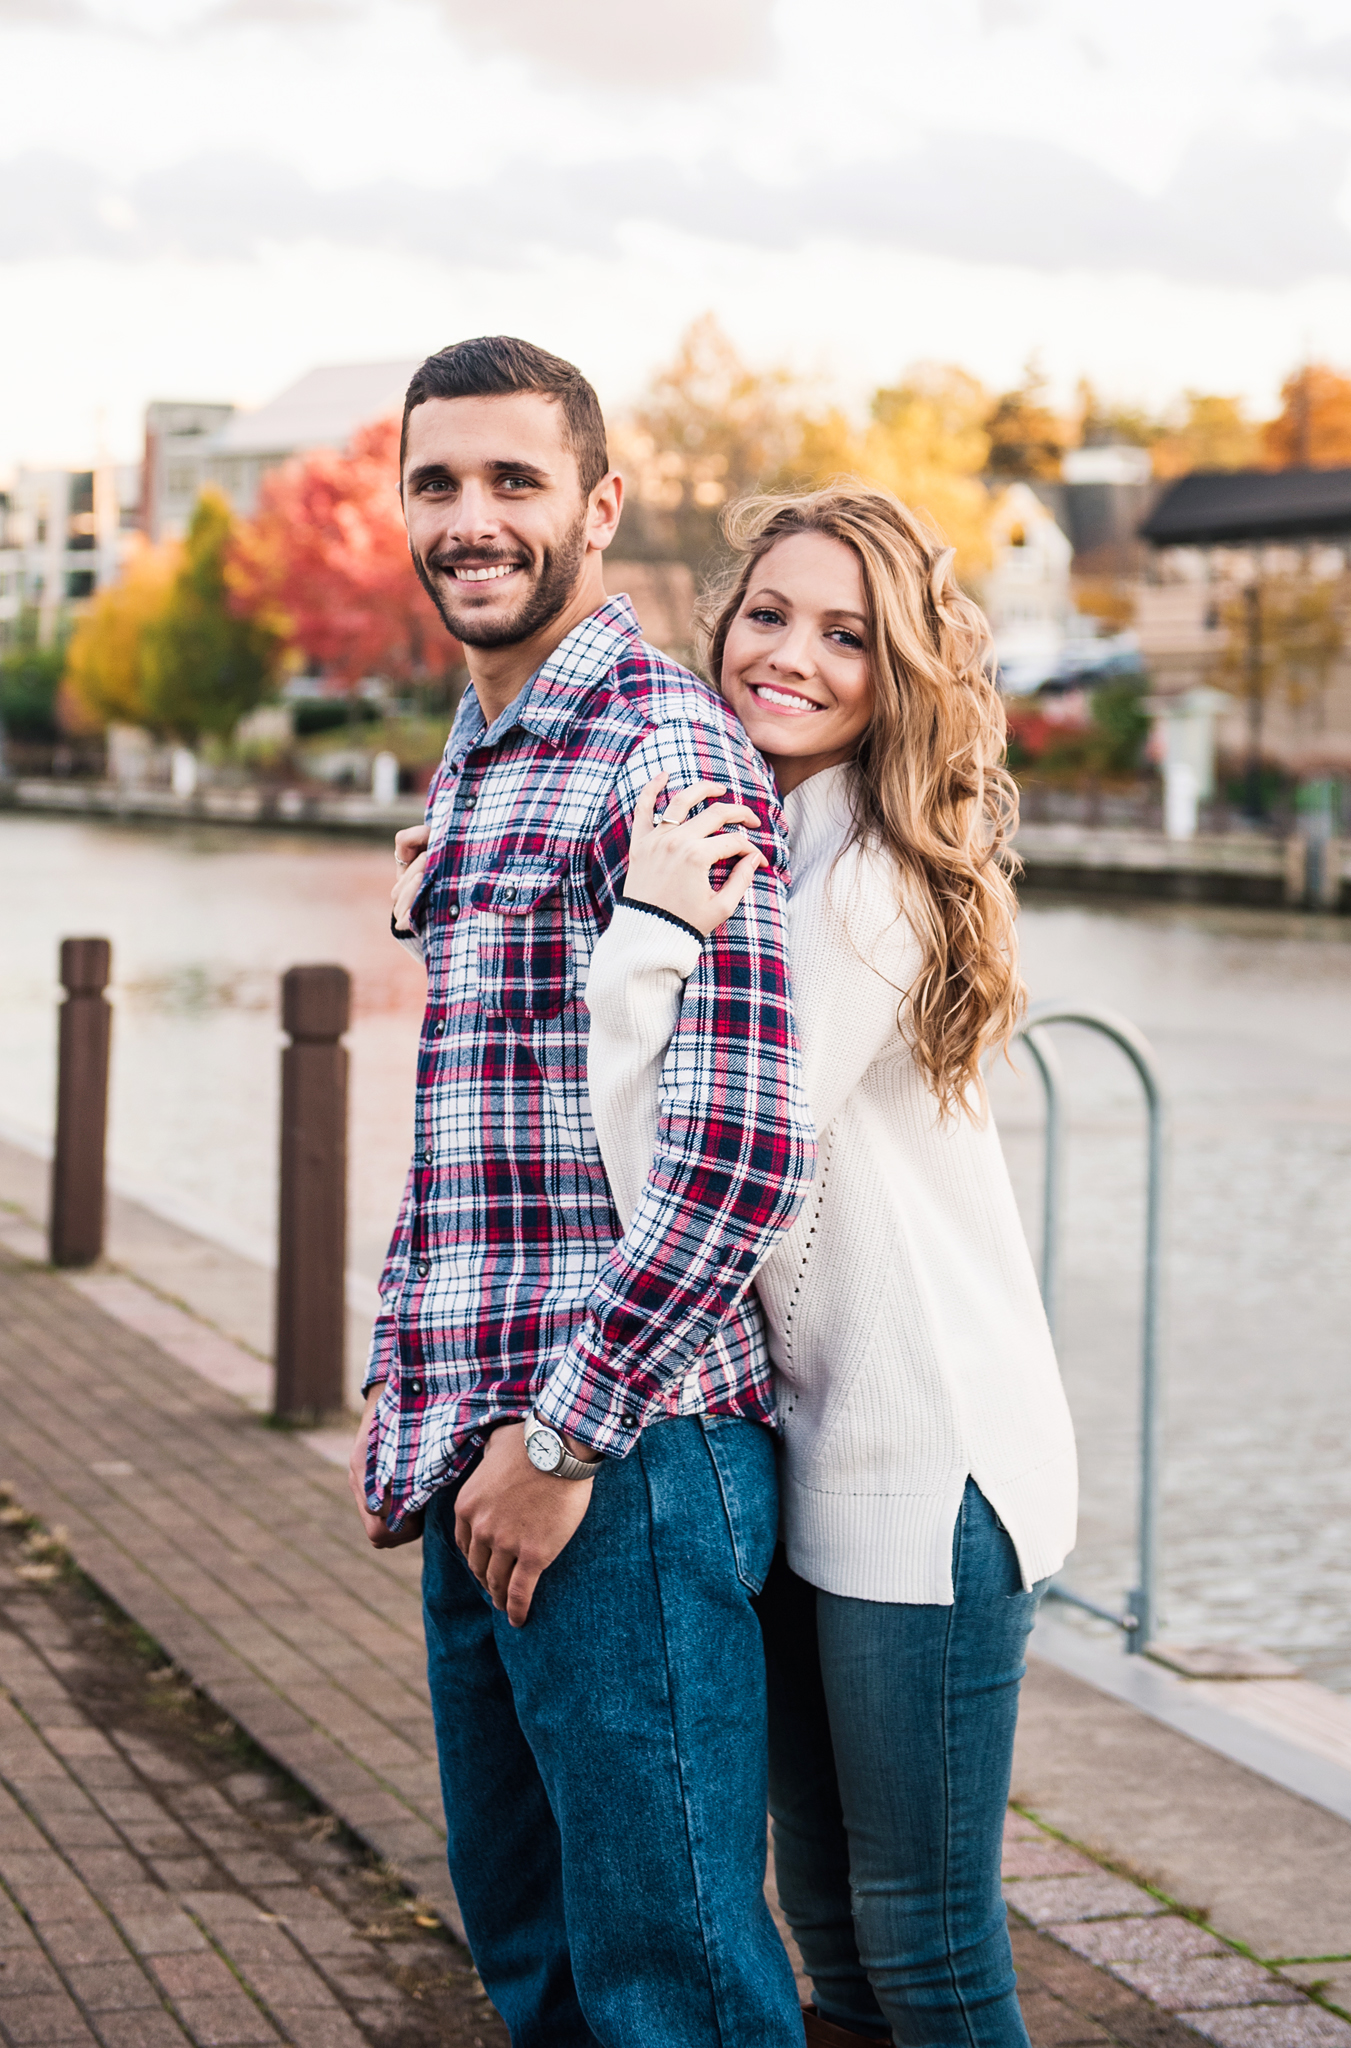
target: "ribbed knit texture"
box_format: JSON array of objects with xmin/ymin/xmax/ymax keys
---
[{"xmin": 585, "ymin": 764, "xmax": 1078, "ymax": 1603}]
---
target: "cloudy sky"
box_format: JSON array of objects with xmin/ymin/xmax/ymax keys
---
[{"xmin": 5, "ymin": 0, "xmax": 1351, "ymax": 472}]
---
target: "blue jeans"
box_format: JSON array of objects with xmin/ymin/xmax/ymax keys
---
[
  {"xmin": 421, "ymin": 1416, "xmax": 804, "ymax": 2048},
  {"xmin": 761, "ymin": 1481, "xmax": 1044, "ymax": 2047}
]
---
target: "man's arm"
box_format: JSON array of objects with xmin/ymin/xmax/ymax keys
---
[{"xmin": 535, "ymin": 717, "xmax": 817, "ymax": 1454}]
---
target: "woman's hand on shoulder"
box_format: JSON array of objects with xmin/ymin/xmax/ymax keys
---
[{"xmin": 624, "ymin": 774, "xmax": 767, "ymax": 937}]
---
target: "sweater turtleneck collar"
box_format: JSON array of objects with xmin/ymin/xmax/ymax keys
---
[{"xmin": 780, "ymin": 762, "xmax": 855, "ymax": 865}]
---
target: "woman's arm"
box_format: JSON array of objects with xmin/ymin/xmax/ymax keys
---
[
  {"xmin": 587, "ymin": 793, "xmax": 924, "ymax": 1207},
  {"xmin": 584, "ymin": 774, "xmax": 763, "ymax": 1227}
]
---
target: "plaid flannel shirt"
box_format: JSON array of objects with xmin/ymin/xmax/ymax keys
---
[{"xmin": 364, "ymin": 595, "xmax": 816, "ymax": 1527}]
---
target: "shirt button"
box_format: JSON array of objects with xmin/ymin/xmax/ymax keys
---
[
  {"xmin": 420, "ymin": 1149, "xmax": 433, "ymax": 1164},
  {"xmin": 415, "ymin": 1259, "xmax": 430, "ymax": 1277},
  {"xmin": 503, "ymin": 885, "xmax": 517, "ymax": 899},
  {"xmin": 432, "ymin": 1020, "xmax": 446, "ymax": 1036},
  {"xmin": 409, "ymin": 1379, "xmax": 425, "ymax": 1398},
  {"xmin": 622, "ymin": 1413, "xmax": 637, "ymax": 1427},
  {"xmin": 448, "ymin": 903, "xmax": 459, "ymax": 919}
]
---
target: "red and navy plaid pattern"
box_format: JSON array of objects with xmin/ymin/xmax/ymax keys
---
[{"xmin": 365, "ymin": 596, "xmax": 815, "ymax": 1526}]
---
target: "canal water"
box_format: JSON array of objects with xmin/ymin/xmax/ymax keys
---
[{"xmin": 3, "ymin": 815, "xmax": 1350, "ymax": 1689}]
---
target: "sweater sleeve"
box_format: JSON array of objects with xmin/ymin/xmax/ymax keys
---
[
  {"xmin": 586, "ymin": 840, "xmax": 924, "ymax": 1196},
  {"xmin": 584, "ymin": 902, "xmax": 702, "ymax": 1233}
]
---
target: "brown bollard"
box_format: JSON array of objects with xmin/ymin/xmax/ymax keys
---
[
  {"xmin": 50, "ymin": 938, "xmax": 113, "ymax": 1268},
  {"xmin": 274, "ymin": 965, "xmax": 350, "ymax": 1423}
]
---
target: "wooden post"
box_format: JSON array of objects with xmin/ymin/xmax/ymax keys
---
[
  {"xmin": 274, "ymin": 965, "xmax": 350, "ymax": 1423},
  {"xmin": 50, "ymin": 938, "xmax": 113, "ymax": 1268}
]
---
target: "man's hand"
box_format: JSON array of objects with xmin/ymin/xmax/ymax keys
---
[
  {"xmin": 393, "ymin": 823, "xmax": 430, "ymax": 932},
  {"xmin": 454, "ymin": 1422, "xmax": 596, "ymax": 1627},
  {"xmin": 347, "ymin": 1384, "xmax": 425, "ymax": 1550}
]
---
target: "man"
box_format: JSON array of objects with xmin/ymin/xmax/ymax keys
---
[{"xmin": 346, "ymin": 335, "xmax": 815, "ymax": 2047}]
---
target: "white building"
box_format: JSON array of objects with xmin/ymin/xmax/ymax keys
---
[
  {"xmin": 143, "ymin": 362, "xmax": 420, "ymax": 540},
  {"xmin": 983, "ymin": 483, "xmax": 1075, "ymax": 692},
  {"xmin": 0, "ymin": 463, "xmax": 141, "ymax": 645}
]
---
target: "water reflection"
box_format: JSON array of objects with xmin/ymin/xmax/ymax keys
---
[{"xmin": 2, "ymin": 820, "xmax": 1349, "ymax": 1688}]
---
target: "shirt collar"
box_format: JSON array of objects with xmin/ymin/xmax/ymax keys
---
[{"xmin": 453, "ymin": 595, "xmax": 643, "ymax": 759}]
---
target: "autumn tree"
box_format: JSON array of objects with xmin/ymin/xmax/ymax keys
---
[
  {"xmin": 1211, "ymin": 574, "xmax": 1345, "ymax": 794},
  {"xmin": 1151, "ymin": 394, "xmax": 1260, "ymax": 479},
  {"xmin": 985, "ymin": 363, "xmax": 1073, "ymax": 481},
  {"xmin": 614, "ymin": 315, "xmax": 807, "ymax": 567},
  {"xmin": 228, "ymin": 417, "xmax": 459, "ymax": 689},
  {"xmin": 141, "ymin": 491, "xmax": 283, "ymax": 744},
  {"xmin": 1260, "ymin": 364, "xmax": 1351, "ymax": 468},
  {"xmin": 61, "ymin": 537, "xmax": 181, "ymax": 731},
  {"xmin": 840, "ymin": 364, "xmax": 994, "ymax": 576},
  {"xmin": 1075, "ymin": 379, "xmax": 1163, "ymax": 450}
]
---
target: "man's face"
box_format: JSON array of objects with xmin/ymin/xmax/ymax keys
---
[{"xmin": 402, "ymin": 392, "xmax": 592, "ymax": 649}]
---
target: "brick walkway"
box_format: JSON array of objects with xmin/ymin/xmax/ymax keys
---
[
  {"xmin": 2, "ymin": 1239, "xmax": 1350, "ymax": 2048},
  {"xmin": 0, "ymin": 1249, "xmax": 453, "ymax": 1936},
  {"xmin": 0, "ymin": 1522, "xmax": 504, "ymax": 2048}
]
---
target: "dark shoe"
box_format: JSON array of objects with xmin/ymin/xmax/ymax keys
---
[{"xmin": 801, "ymin": 2005, "xmax": 891, "ymax": 2046}]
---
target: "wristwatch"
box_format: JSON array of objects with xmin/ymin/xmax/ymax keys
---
[{"xmin": 523, "ymin": 1412, "xmax": 602, "ymax": 1482}]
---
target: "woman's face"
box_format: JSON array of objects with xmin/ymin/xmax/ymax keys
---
[{"xmin": 720, "ymin": 531, "xmax": 874, "ymax": 793}]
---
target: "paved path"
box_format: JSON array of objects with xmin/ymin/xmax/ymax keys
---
[
  {"xmin": 0, "ymin": 1246, "xmax": 453, "ymax": 1939},
  {"xmin": 0, "ymin": 1523, "xmax": 501, "ymax": 2048},
  {"xmin": 2, "ymin": 1219, "xmax": 1350, "ymax": 2048}
]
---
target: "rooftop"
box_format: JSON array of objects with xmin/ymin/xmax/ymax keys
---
[
  {"xmin": 212, "ymin": 359, "xmax": 420, "ymax": 457},
  {"xmin": 1142, "ymin": 466, "xmax": 1351, "ymax": 548}
]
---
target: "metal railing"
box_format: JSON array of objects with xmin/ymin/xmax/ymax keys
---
[{"xmin": 1012, "ymin": 1001, "xmax": 1166, "ymax": 1653}]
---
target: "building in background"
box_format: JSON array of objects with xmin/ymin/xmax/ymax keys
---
[
  {"xmin": 0, "ymin": 464, "xmax": 141, "ymax": 645},
  {"xmin": 983, "ymin": 484, "xmax": 1075, "ymax": 691},
  {"xmin": 1139, "ymin": 467, "xmax": 1351, "ymax": 777},
  {"xmin": 141, "ymin": 402, "xmax": 236, "ymax": 545},
  {"xmin": 142, "ymin": 362, "xmax": 419, "ymax": 540}
]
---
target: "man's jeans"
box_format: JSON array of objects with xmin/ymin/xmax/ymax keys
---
[
  {"xmin": 421, "ymin": 1416, "xmax": 804, "ymax": 2048},
  {"xmin": 761, "ymin": 1481, "xmax": 1044, "ymax": 2048}
]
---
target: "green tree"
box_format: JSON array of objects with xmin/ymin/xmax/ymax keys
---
[
  {"xmin": 0, "ymin": 613, "xmax": 65, "ymax": 742},
  {"xmin": 142, "ymin": 491, "xmax": 283, "ymax": 743}
]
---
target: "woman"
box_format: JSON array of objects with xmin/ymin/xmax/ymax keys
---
[{"xmin": 583, "ymin": 484, "xmax": 1078, "ymax": 2048}]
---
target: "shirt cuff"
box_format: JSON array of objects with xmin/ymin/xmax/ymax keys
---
[{"xmin": 533, "ymin": 1321, "xmax": 646, "ymax": 1458}]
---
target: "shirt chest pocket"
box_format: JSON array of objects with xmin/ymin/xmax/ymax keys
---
[{"xmin": 470, "ymin": 860, "xmax": 577, "ymax": 1022}]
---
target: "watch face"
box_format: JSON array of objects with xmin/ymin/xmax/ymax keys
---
[{"xmin": 526, "ymin": 1428, "xmax": 563, "ymax": 1474}]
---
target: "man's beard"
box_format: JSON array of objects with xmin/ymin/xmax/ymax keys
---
[{"xmin": 413, "ymin": 511, "xmax": 589, "ymax": 650}]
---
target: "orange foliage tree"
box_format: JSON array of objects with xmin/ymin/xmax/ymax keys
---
[
  {"xmin": 1260, "ymin": 365, "xmax": 1351, "ymax": 469},
  {"xmin": 228, "ymin": 418, "xmax": 461, "ymax": 687}
]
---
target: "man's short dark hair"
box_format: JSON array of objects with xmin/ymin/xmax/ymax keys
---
[{"xmin": 400, "ymin": 336, "xmax": 609, "ymax": 496}]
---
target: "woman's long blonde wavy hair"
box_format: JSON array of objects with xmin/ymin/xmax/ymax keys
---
[{"xmin": 702, "ymin": 482, "xmax": 1025, "ymax": 1119}]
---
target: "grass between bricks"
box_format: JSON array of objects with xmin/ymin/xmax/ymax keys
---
[
  {"xmin": 1009, "ymin": 1802, "xmax": 1351, "ymax": 2023},
  {"xmin": 0, "ymin": 1479, "xmax": 508, "ymax": 2047}
]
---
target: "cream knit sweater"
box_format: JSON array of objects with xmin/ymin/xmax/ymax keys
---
[{"xmin": 584, "ymin": 763, "xmax": 1077, "ymax": 1604}]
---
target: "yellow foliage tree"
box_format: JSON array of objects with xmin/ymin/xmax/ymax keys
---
[
  {"xmin": 62, "ymin": 536, "xmax": 180, "ymax": 730},
  {"xmin": 796, "ymin": 364, "xmax": 994, "ymax": 577},
  {"xmin": 615, "ymin": 314, "xmax": 806, "ymax": 567},
  {"xmin": 1152, "ymin": 393, "xmax": 1260, "ymax": 478},
  {"xmin": 618, "ymin": 325, "xmax": 996, "ymax": 581}
]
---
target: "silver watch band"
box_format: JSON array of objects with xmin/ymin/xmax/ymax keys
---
[{"xmin": 525, "ymin": 1414, "xmax": 602, "ymax": 1482}]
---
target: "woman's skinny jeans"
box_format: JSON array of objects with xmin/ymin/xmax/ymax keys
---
[{"xmin": 760, "ymin": 1480, "xmax": 1044, "ymax": 2048}]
